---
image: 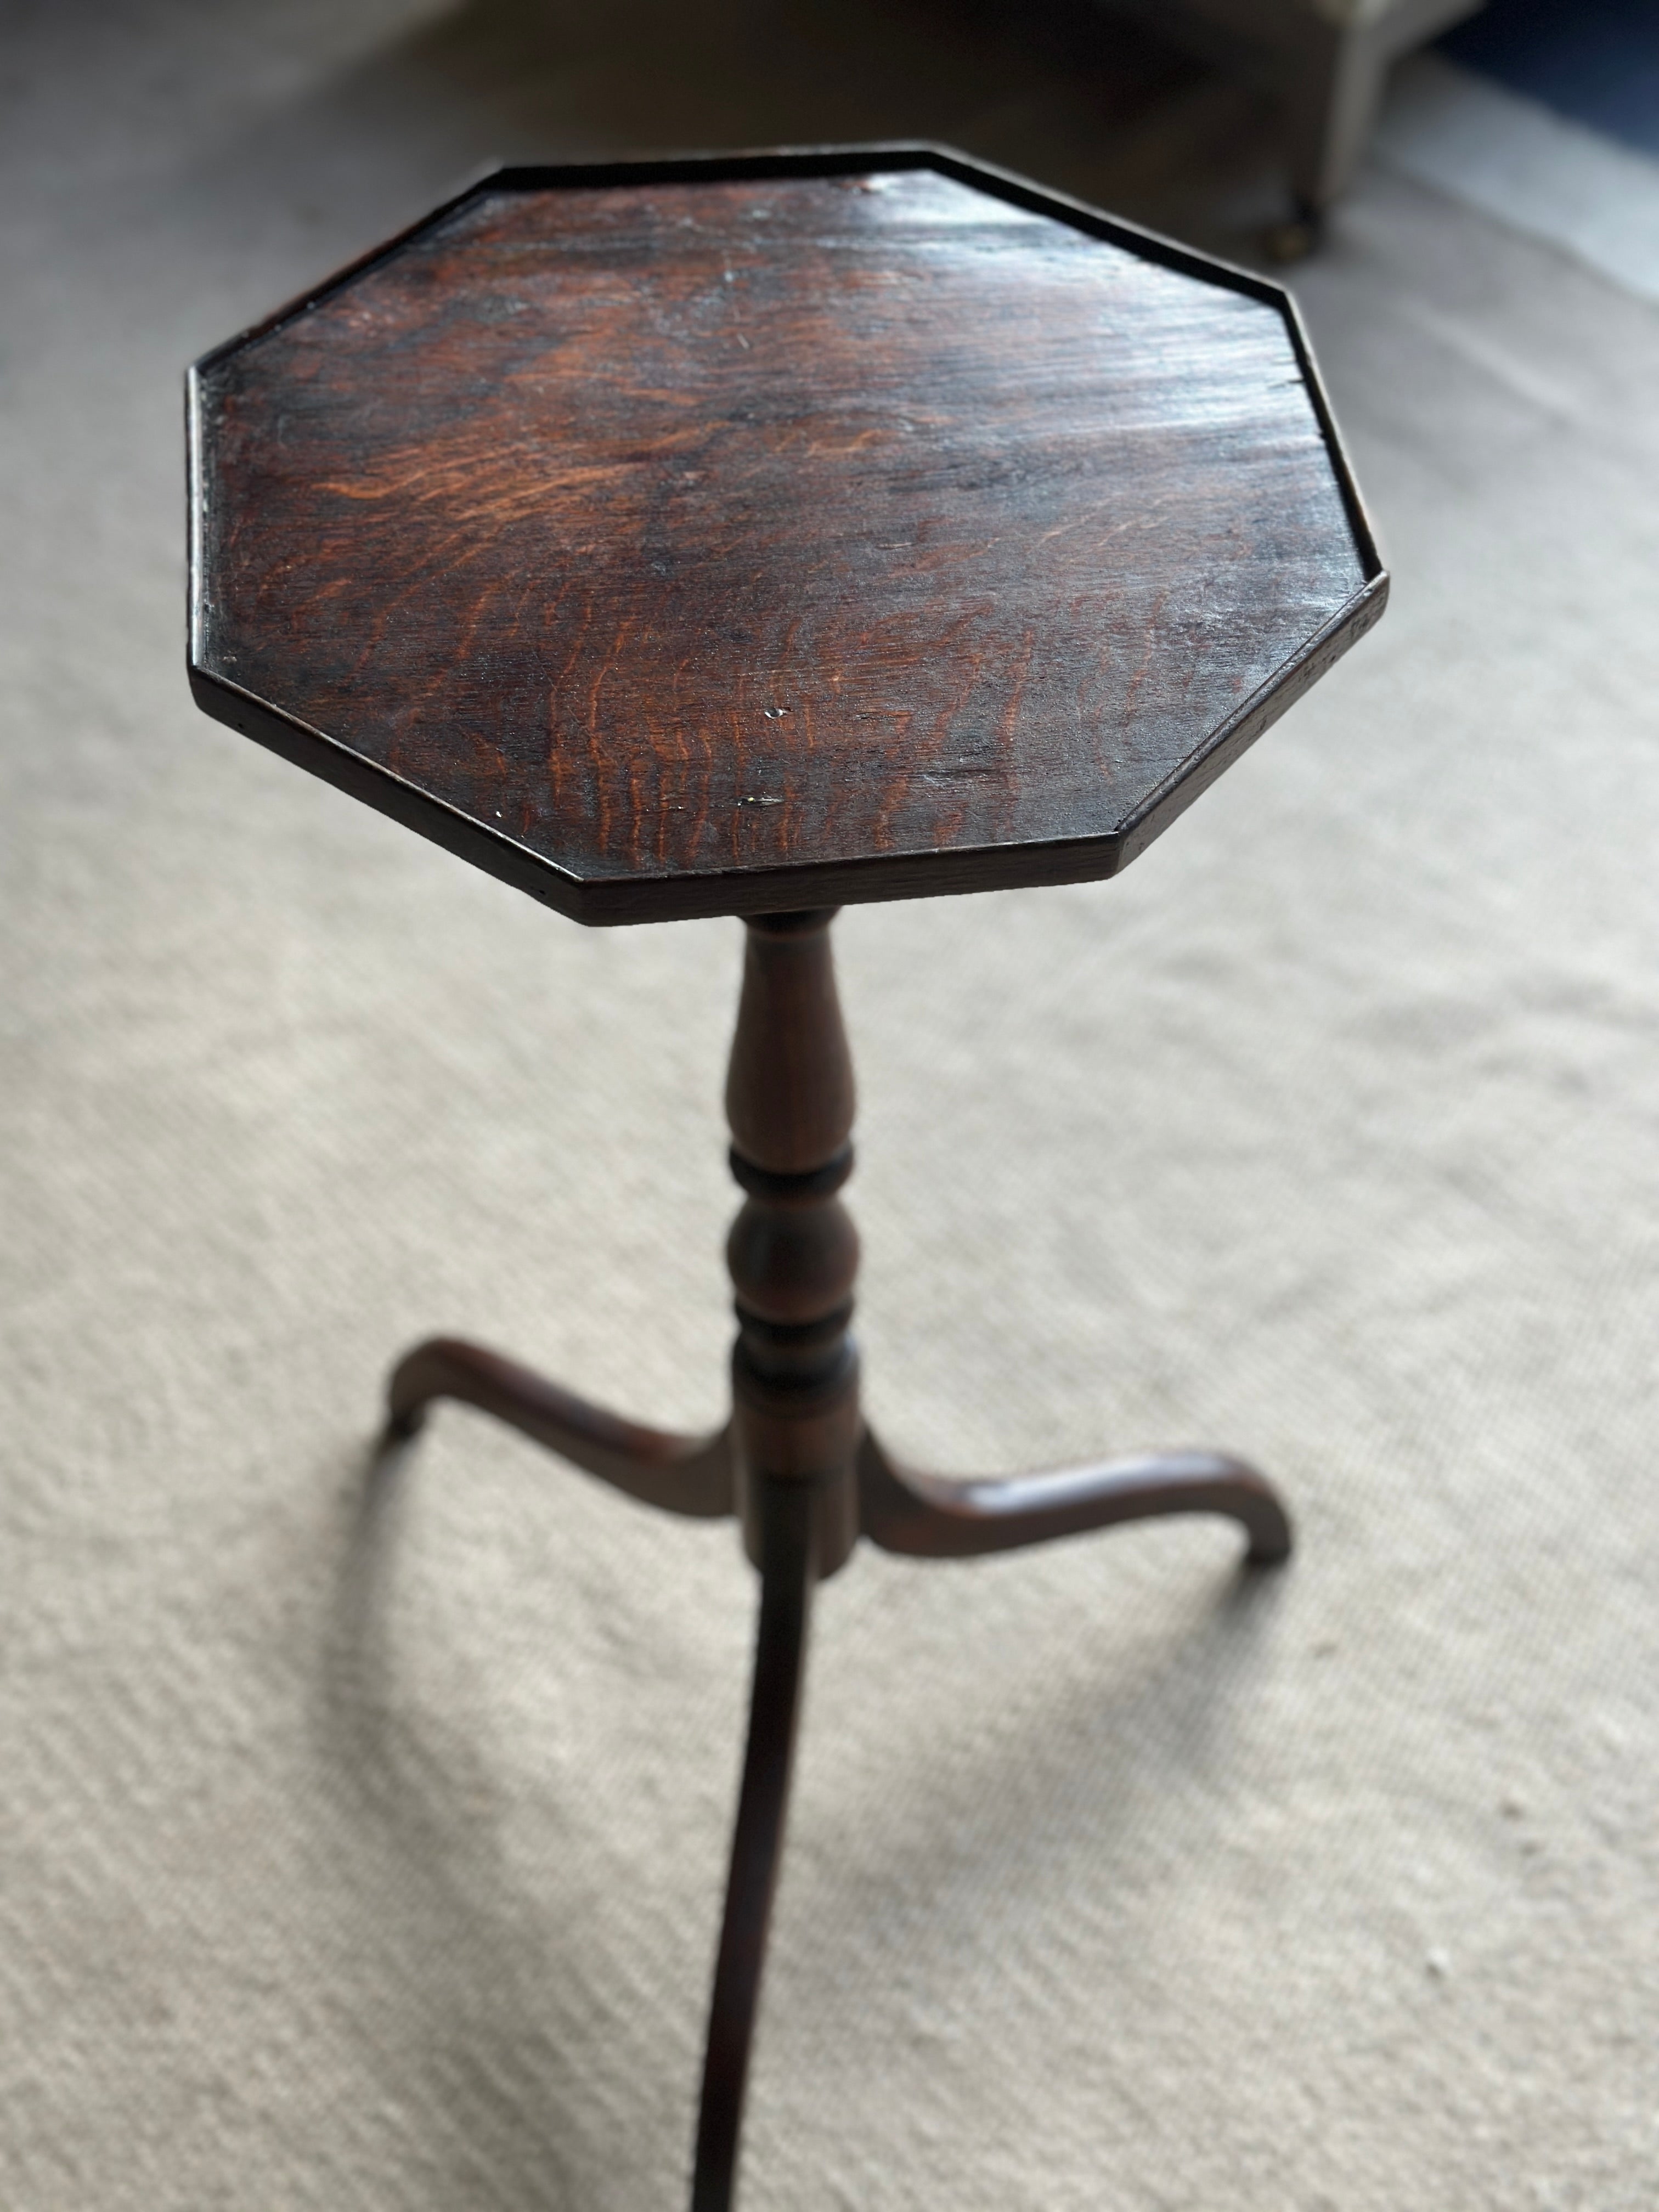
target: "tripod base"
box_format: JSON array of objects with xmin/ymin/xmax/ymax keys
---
[
  {"xmin": 383, "ymin": 1333, "xmax": 1291, "ymax": 2211},
  {"xmin": 376, "ymin": 901, "xmax": 1294, "ymax": 2209}
]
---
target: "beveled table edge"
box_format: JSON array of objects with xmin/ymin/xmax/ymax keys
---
[{"xmin": 185, "ymin": 142, "xmax": 1389, "ymax": 929}]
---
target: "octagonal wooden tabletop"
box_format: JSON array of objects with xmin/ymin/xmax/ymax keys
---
[{"xmin": 189, "ymin": 148, "xmax": 1386, "ymax": 925}]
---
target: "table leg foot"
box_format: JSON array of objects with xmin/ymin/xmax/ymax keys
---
[
  {"xmin": 691, "ymin": 1477, "xmax": 816, "ymax": 2212},
  {"xmin": 858, "ymin": 1426, "xmax": 1291, "ymax": 1566},
  {"xmin": 385, "ymin": 1335, "xmax": 733, "ymax": 1519}
]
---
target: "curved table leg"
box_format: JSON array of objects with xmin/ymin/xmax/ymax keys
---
[
  {"xmin": 859, "ymin": 1427, "xmax": 1291, "ymax": 1566},
  {"xmin": 691, "ymin": 1479, "xmax": 816, "ymax": 2212},
  {"xmin": 385, "ymin": 1335, "xmax": 733, "ymax": 1519}
]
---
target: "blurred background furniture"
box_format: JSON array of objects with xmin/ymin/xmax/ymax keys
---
[{"xmin": 1106, "ymin": 0, "xmax": 1486, "ymax": 236}]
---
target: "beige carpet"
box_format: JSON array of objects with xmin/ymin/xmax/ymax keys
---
[{"xmin": 4, "ymin": 3, "xmax": 1658, "ymax": 2205}]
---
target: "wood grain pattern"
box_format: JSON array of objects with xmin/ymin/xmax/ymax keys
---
[{"xmin": 190, "ymin": 150, "xmax": 1385, "ymax": 924}]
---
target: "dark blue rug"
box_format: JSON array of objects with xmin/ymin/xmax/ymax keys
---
[{"xmin": 1442, "ymin": 0, "xmax": 1659, "ymax": 157}]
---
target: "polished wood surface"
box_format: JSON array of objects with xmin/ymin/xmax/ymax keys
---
[
  {"xmin": 725, "ymin": 910, "xmax": 863, "ymax": 1580},
  {"xmin": 859, "ymin": 1429, "xmax": 1291, "ymax": 1565},
  {"xmin": 190, "ymin": 148, "xmax": 1386, "ymax": 925},
  {"xmin": 385, "ymin": 1335, "xmax": 732, "ymax": 1516},
  {"xmin": 691, "ymin": 1474, "xmax": 816, "ymax": 2212}
]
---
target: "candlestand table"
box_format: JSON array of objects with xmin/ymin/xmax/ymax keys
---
[{"xmin": 188, "ymin": 145, "xmax": 1386, "ymax": 2210}]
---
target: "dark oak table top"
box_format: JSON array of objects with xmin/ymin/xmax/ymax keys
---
[{"xmin": 189, "ymin": 148, "xmax": 1386, "ymax": 926}]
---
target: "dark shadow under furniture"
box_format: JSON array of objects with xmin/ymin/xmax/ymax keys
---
[{"xmin": 188, "ymin": 148, "xmax": 1386, "ymax": 2209}]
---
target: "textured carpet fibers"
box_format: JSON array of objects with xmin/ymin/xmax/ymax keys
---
[{"xmin": 2, "ymin": 3, "xmax": 1658, "ymax": 2207}]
